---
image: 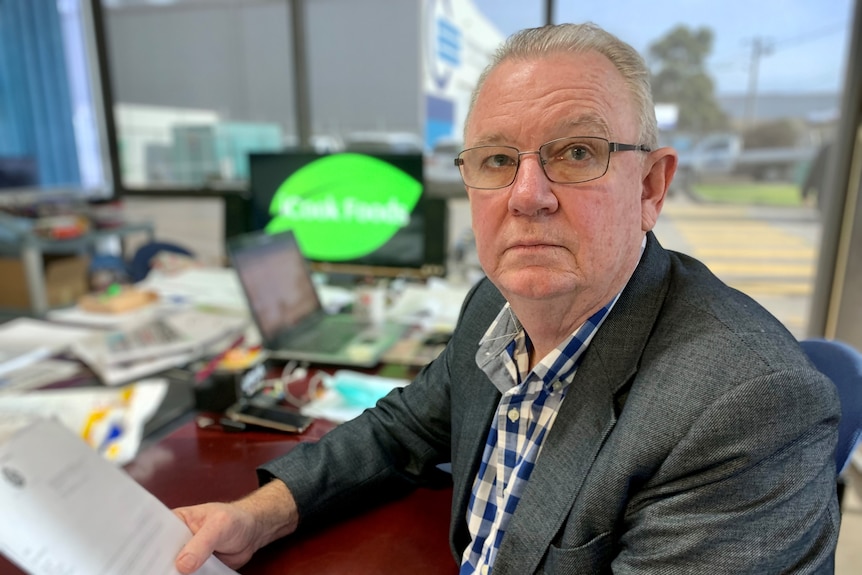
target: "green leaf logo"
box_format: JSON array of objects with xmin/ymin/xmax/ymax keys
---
[{"xmin": 265, "ymin": 154, "xmax": 422, "ymax": 261}]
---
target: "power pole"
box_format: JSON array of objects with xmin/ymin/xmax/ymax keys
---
[{"xmin": 744, "ymin": 36, "xmax": 773, "ymax": 128}]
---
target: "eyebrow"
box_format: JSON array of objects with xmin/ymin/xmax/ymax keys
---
[{"xmin": 468, "ymin": 116, "xmax": 612, "ymax": 148}]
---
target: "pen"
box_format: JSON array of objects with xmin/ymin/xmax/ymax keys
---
[{"xmin": 194, "ymin": 334, "xmax": 246, "ymax": 384}]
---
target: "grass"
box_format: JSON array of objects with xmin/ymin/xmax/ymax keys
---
[{"xmin": 690, "ymin": 182, "xmax": 803, "ymax": 206}]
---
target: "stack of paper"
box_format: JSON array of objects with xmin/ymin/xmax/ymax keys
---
[
  {"xmin": 72, "ymin": 309, "xmax": 249, "ymax": 386},
  {"xmin": 0, "ymin": 347, "xmax": 53, "ymax": 380},
  {"xmin": 385, "ymin": 279, "xmax": 471, "ymax": 333},
  {"xmin": 0, "ymin": 319, "xmax": 95, "ymax": 393}
]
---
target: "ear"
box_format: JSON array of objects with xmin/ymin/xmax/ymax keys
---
[{"xmin": 641, "ymin": 148, "xmax": 678, "ymax": 232}]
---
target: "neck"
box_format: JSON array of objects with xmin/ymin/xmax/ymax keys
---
[{"xmin": 511, "ymin": 295, "xmax": 606, "ymax": 368}]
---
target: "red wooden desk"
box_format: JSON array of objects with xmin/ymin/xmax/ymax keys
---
[{"xmin": 0, "ymin": 417, "xmax": 458, "ymax": 575}]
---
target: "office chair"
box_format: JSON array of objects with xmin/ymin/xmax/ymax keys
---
[
  {"xmin": 128, "ymin": 241, "xmax": 195, "ymax": 282},
  {"xmin": 800, "ymin": 338, "xmax": 862, "ymax": 505}
]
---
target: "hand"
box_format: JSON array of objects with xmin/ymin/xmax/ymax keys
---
[
  {"xmin": 174, "ymin": 479, "xmax": 300, "ymax": 574},
  {"xmin": 173, "ymin": 501, "xmax": 260, "ymax": 572}
]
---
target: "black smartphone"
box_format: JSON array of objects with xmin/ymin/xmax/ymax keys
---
[{"xmin": 225, "ymin": 401, "xmax": 313, "ymax": 433}]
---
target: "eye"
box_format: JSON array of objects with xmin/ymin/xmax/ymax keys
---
[
  {"xmin": 560, "ymin": 143, "xmax": 592, "ymax": 162},
  {"xmin": 482, "ymin": 152, "xmax": 517, "ymax": 169}
]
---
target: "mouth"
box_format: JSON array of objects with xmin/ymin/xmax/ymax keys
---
[
  {"xmin": 505, "ymin": 242, "xmax": 561, "ymax": 256},
  {"xmin": 508, "ymin": 240, "xmax": 559, "ymax": 249}
]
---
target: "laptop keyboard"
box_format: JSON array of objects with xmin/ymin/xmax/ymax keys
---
[{"xmin": 280, "ymin": 323, "xmax": 365, "ymax": 354}]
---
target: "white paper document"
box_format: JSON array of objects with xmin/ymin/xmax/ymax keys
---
[
  {"xmin": 385, "ymin": 280, "xmax": 471, "ymax": 332},
  {"xmin": 138, "ymin": 267, "xmax": 249, "ymax": 312},
  {"xmin": 0, "ymin": 418, "xmax": 238, "ymax": 575},
  {"xmin": 0, "ymin": 359, "xmax": 84, "ymax": 396},
  {"xmin": 0, "ymin": 347, "xmax": 53, "ymax": 380},
  {"xmin": 0, "ymin": 380, "xmax": 168, "ymax": 465},
  {"xmin": 0, "ymin": 317, "xmax": 96, "ymax": 352}
]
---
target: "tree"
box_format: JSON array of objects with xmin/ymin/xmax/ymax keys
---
[
  {"xmin": 648, "ymin": 25, "xmax": 729, "ymax": 134},
  {"xmin": 742, "ymin": 118, "xmax": 804, "ymax": 149}
]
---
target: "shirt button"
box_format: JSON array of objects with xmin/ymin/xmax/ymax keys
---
[
  {"xmin": 481, "ymin": 565, "xmax": 489, "ymax": 575},
  {"xmin": 552, "ymin": 381, "xmax": 562, "ymax": 392},
  {"xmin": 508, "ymin": 408, "xmax": 519, "ymax": 422}
]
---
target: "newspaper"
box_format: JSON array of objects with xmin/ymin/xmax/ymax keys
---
[{"xmin": 72, "ymin": 309, "xmax": 248, "ymax": 386}]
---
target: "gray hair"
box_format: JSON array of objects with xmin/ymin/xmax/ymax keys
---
[{"xmin": 466, "ymin": 22, "xmax": 658, "ymax": 149}]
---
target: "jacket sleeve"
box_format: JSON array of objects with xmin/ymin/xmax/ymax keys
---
[
  {"xmin": 257, "ymin": 278, "xmax": 496, "ymax": 528},
  {"xmin": 611, "ymin": 368, "xmax": 840, "ymax": 575}
]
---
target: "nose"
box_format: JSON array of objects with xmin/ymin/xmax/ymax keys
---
[{"xmin": 508, "ymin": 152, "xmax": 559, "ymax": 216}]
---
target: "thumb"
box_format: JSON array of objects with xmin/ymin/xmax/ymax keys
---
[
  {"xmin": 175, "ymin": 545, "xmax": 203, "ymax": 575},
  {"xmin": 174, "ymin": 509, "xmax": 219, "ymax": 574}
]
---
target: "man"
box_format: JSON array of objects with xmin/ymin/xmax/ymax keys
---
[{"xmin": 175, "ymin": 23, "xmax": 840, "ymax": 574}]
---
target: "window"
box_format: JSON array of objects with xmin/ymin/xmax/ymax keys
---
[{"xmin": 470, "ymin": 1, "xmax": 855, "ymax": 338}]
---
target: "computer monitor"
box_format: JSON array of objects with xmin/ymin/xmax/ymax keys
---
[{"xmin": 248, "ymin": 151, "xmax": 447, "ymax": 279}]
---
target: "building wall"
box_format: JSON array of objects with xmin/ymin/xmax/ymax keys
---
[{"xmin": 104, "ymin": 0, "xmax": 424, "ymax": 144}]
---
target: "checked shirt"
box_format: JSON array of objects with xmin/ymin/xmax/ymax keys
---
[{"xmin": 458, "ymin": 296, "xmax": 619, "ymax": 575}]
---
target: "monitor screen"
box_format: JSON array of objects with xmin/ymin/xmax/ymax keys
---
[
  {"xmin": 0, "ymin": 0, "xmax": 113, "ymax": 202},
  {"xmin": 248, "ymin": 151, "xmax": 446, "ymax": 278}
]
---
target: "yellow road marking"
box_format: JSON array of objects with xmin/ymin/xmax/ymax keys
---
[
  {"xmin": 704, "ymin": 262, "xmax": 814, "ymax": 276},
  {"xmin": 692, "ymin": 248, "xmax": 816, "ymax": 258}
]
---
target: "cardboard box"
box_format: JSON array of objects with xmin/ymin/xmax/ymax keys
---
[{"xmin": 0, "ymin": 254, "xmax": 90, "ymax": 310}]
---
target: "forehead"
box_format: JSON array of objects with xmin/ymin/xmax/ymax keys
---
[{"xmin": 466, "ymin": 51, "xmax": 638, "ymax": 145}]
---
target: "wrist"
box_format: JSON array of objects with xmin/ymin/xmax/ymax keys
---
[{"xmin": 236, "ymin": 479, "xmax": 299, "ymax": 549}]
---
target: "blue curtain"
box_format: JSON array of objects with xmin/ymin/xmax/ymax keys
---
[{"xmin": 0, "ymin": 0, "xmax": 80, "ymax": 187}]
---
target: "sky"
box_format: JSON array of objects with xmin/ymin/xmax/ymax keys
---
[{"xmin": 471, "ymin": 0, "xmax": 856, "ymax": 95}]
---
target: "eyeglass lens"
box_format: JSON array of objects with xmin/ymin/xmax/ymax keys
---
[{"xmin": 457, "ymin": 136, "xmax": 613, "ymax": 189}]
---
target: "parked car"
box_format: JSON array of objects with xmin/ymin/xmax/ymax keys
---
[{"xmin": 677, "ymin": 132, "xmax": 816, "ymax": 182}]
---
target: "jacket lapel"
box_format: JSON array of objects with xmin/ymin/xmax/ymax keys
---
[{"xmin": 492, "ymin": 233, "xmax": 672, "ymax": 574}]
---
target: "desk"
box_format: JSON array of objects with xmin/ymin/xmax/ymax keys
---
[{"xmin": 0, "ymin": 416, "xmax": 457, "ymax": 575}]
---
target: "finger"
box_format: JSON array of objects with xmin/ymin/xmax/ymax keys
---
[
  {"xmin": 174, "ymin": 511, "xmax": 225, "ymax": 574},
  {"xmin": 175, "ymin": 546, "xmax": 203, "ymax": 575}
]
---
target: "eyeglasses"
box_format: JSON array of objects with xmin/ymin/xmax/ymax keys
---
[{"xmin": 454, "ymin": 136, "xmax": 651, "ymax": 190}]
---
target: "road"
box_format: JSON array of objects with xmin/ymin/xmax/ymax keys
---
[{"xmin": 655, "ymin": 196, "xmax": 823, "ymax": 339}]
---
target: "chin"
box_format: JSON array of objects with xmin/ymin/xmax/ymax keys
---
[{"xmin": 495, "ymin": 268, "xmax": 579, "ymax": 301}]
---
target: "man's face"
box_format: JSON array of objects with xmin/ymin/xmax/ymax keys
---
[{"xmin": 464, "ymin": 51, "xmax": 662, "ymax": 308}]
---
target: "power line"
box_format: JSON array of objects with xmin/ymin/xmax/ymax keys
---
[
  {"xmin": 736, "ymin": 23, "xmax": 846, "ymax": 121},
  {"xmin": 771, "ymin": 23, "xmax": 847, "ymax": 50},
  {"xmin": 713, "ymin": 22, "xmax": 846, "ymax": 72}
]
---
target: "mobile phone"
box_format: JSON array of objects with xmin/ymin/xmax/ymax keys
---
[{"xmin": 225, "ymin": 401, "xmax": 313, "ymax": 433}]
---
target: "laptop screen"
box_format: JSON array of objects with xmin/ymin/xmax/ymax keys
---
[{"xmin": 229, "ymin": 231, "xmax": 322, "ymax": 342}]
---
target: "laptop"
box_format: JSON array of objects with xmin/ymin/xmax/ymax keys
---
[{"xmin": 227, "ymin": 230, "xmax": 405, "ymax": 367}]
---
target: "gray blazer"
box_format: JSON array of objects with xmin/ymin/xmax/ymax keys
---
[{"xmin": 262, "ymin": 232, "xmax": 840, "ymax": 574}]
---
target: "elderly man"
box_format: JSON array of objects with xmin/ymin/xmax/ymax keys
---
[{"xmin": 175, "ymin": 23, "xmax": 839, "ymax": 574}]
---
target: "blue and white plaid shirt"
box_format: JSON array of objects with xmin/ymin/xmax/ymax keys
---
[{"xmin": 459, "ymin": 296, "xmax": 619, "ymax": 575}]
